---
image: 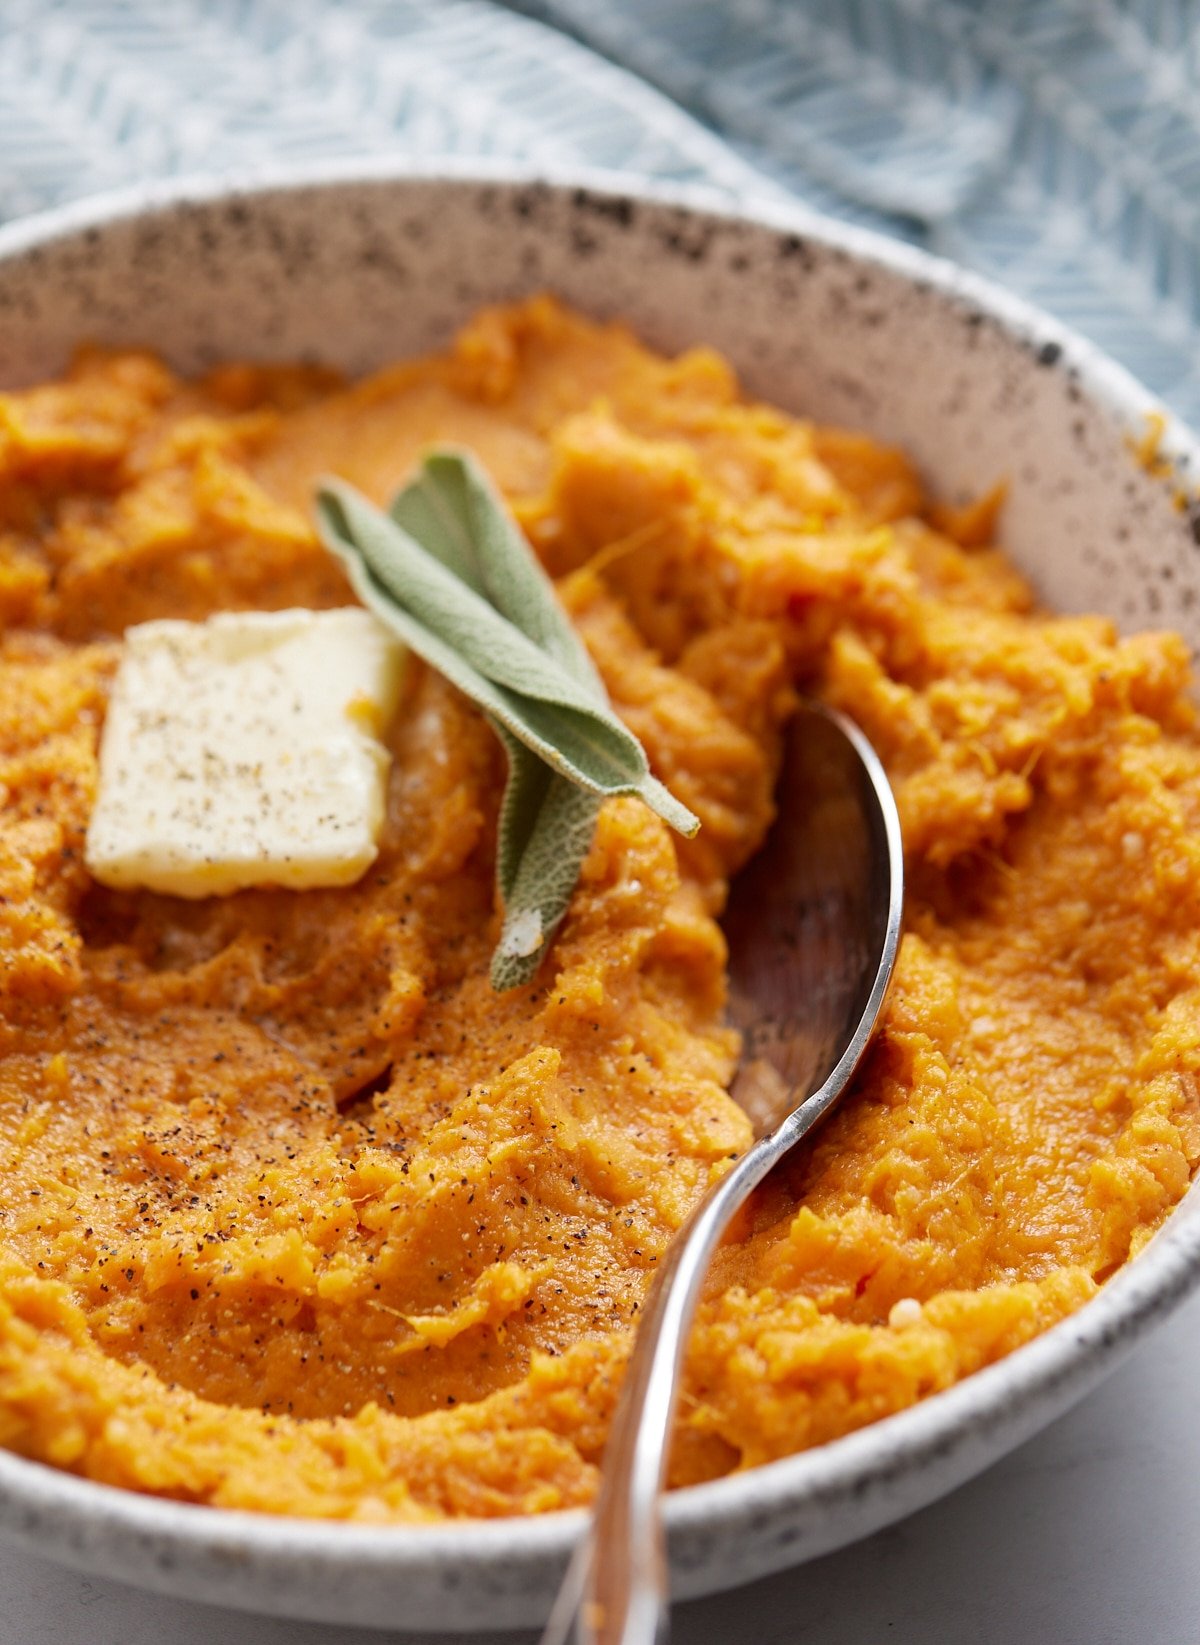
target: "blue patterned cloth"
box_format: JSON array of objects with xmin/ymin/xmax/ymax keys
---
[{"xmin": 2, "ymin": 0, "xmax": 1197, "ymax": 424}]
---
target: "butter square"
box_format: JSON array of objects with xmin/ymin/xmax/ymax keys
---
[{"xmin": 85, "ymin": 608, "xmax": 406, "ymax": 898}]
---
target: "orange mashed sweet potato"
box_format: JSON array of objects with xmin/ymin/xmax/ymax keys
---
[{"xmin": 0, "ymin": 296, "xmax": 1197, "ymax": 1522}]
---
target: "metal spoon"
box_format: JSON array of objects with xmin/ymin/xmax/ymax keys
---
[{"xmin": 541, "ymin": 701, "xmax": 904, "ymax": 1645}]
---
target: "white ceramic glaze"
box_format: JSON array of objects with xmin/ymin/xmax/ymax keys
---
[{"xmin": 0, "ymin": 161, "xmax": 1199, "ymax": 1633}]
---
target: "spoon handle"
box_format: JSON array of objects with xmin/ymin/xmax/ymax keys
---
[{"xmin": 542, "ymin": 1112, "xmax": 809, "ymax": 1645}]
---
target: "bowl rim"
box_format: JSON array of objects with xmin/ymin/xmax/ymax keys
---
[
  {"xmin": 1, "ymin": 154, "xmax": 1200, "ymax": 1587},
  {"xmin": 2, "ymin": 152, "xmax": 1197, "ymax": 494}
]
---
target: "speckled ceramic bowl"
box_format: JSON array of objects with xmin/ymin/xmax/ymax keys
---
[{"xmin": 1, "ymin": 161, "xmax": 1199, "ymax": 1634}]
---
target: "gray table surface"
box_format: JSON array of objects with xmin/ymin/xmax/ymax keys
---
[{"xmin": 3, "ymin": 1285, "xmax": 1198, "ymax": 1645}]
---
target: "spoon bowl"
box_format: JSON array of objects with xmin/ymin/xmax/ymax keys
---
[
  {"xmin": 724, "ymin": 702, "xmax": 905, "ymax": 1131},
  {"xmin": 546, "ymin": 701, "xmax": 904, "ymax": 1645}
]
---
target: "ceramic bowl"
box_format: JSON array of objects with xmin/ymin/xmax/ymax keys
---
[{"xmin": 1, "ymin": 161, "xmax": 1199, "ymax": 1633}]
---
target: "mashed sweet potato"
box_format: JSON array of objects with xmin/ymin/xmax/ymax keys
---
[{"xmin": 0, "ymin": 296, "xmax": 1197, "ymax": 1520}]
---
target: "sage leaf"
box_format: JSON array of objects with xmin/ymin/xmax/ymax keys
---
[
  {"xmin": 313, "ymin": 452, "xmax": 699, "ymax": 990},
  {"xmin": 389, "ymin": 454, "xmax": 607, "ymax": 988},
  {"xmin": 390, "ymin": 450, "xmax": 601, "ymax": 691},
  {"xmin": 316, "ymin": 480, "xmax": 698, "ymax": 834},
  {"xmin": 491, "ymin": 728, "xmax": 602, "ymax": 991},
  {"xmin": 322, "ymin": 480, "xmax": 603, "ymax": 712}
]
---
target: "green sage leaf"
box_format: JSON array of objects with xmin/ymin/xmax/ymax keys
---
[
  {"xmin": 316, "ymin": 480, "xmax": 698, "ymax": 835},
  {"xmin": 491, "ymin": 729, "xmax": 602, "ymax": 991},
  {"xmin": 390, "ymin": 450, "xmax": 601, "ymax": 691},
  {"xmin": 390, "ymin": 455, "xmax": 611, "ymax": 987},
  {"xmin": 313, "ymin": 451, "xmax": 699, "ymax": 990}
]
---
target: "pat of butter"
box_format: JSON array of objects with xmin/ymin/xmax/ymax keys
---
[{"xmin": 85, "ymin": 608, "xmax": 406, "ymax": 898}]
